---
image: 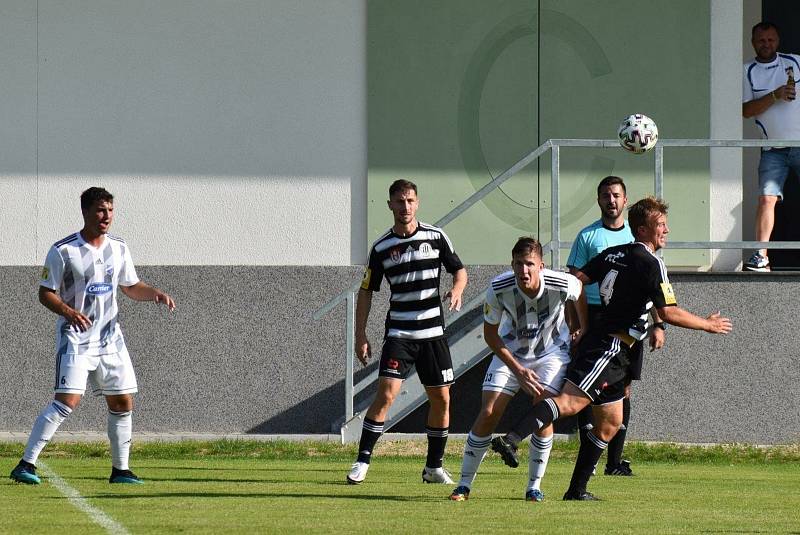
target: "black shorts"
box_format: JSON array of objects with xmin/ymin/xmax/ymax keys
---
[
  {"xmin": 379, "ymin": 338, "xmax": 454, "ymax": 387},
  {"xmin": 588, "ymin": 304, "xmax": 642, "ymax": 382},
  {"xmin": 565, "ymin": 332, "xmax": 630, "ymax": 405}
]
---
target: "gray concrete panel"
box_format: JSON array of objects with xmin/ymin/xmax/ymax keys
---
[{"xmin": 1, "ymin": 267, "xmax": 798, "ymax": 444}]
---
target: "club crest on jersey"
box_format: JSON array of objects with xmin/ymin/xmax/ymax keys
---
[
  {"xmin": 419, "ymin": 242, "xmax": 433, "ymax": 257},
  {"xmin": 660, "ymin": 282, "xmax": 677, "ymax": 305},
  {"xmin": 390, "ymin": 247, "xmax": 402, "ymax": 263},
  {"xmin": 41, "ymin": 267, "xmax": 49, "ymax": 280},
  {"xmin": 105, "ymin": 264, "xmax": 114, "ymax": 277},
  {"xmin": 86, "ymin": 282, "xmax": 113, "ymax": 295}
]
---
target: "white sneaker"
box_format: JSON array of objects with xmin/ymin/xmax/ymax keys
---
[
  {"xmin": 421, "ymin": 466, "xmax": 454, "ymax": 484},
  {"xmin": 346, "ymin": 462, "xmax": 369, "ymax": 484}
]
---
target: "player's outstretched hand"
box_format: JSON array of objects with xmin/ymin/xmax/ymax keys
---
[
  {"xmin": 356, "ymin": 336, "xmax": 372, "ymax": 366},
  {"xmin": 444, "ymin": 288, "xmax": 463, "ymax": 312},
  {"xmin": 154, "ymin": 291, "xmax": 176, "ymax": 311},
  {"xmin": 705, "ymin": 312, "xmax": 732, "ymax": 334}
]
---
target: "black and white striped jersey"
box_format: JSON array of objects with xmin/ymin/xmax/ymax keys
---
[
  {"xmin": 578, "ymin": 242, "xmax": 677, "ymax": 340},
  {"xmin": 361, "ymin": 222, "xmax": 463, "ymax": 340},
  {"xmin": 40, "ymin": 233, "xmax": 140, "ymax": 357},
  {"xmin": 483, "ymin": 269, "xmax": 581, "ymax": 360}
]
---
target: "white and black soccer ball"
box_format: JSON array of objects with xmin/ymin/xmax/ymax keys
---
[{"xmin": 617, "ymin": 113, "xmax": 659, "ymax": 154}]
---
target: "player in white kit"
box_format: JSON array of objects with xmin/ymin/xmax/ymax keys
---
[
  {"xmin": 450, "ymin": 237, "xmax": 587, "ymax": 502},
  {"xmin": 10, "ymin": 187, "xmax": 175, "ymax": 485}
]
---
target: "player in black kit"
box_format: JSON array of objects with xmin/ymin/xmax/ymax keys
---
[{"xmin": 519, "ymin": 197, "xmax": 732, "ymax": 501}]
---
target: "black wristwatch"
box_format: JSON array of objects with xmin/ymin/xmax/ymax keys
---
[{"xmin": 653, "ymin": 322, "xmax": 667, "ymax": 331}]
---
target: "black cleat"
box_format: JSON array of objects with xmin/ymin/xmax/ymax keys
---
[
  {"xmin": 490, "ymin": 436, "xmax": 519, "ymax": 468},
  {"xmin": 563, "ymin": 489, "xmax": 600, "ymax": 501},
  {"xmin": 109, "ymin": 467, "xmax": 143, "ymax": 484},
  {"xmin": 605, "ymin": 459, "xmax": 634, "ymax": 476},
  {"xmin": 10, "ymin": 460, "xmax": 41, "ymax": 485}
]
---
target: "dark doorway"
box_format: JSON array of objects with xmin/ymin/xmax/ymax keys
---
[{"xmin": 763, "ymin": 1, "xmax": 800, "ymax": 270}]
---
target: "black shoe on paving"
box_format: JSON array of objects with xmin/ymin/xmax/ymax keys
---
[
  {"xmin": 605, "ymin": 459, "xmax": 634, "ymax": 476},
  {"xmin": 490, "ymin": 436, "xmax": 519, "ymax": 468},
  {"xmin": 563, "ymin": 489, "xmax": 600, "ymax": 501}
]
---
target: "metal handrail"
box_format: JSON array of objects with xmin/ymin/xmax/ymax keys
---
[{"xmin": 316, "ymin": 137, "xmax": 800, "ymax": 431}]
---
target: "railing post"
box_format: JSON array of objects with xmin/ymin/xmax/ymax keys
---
[
  {"xmin": 345, "ymin": 290, "xmax": 355, "ymax": 422},
  {"xmin": 654, "ymin": 144, "xmax": 664, "ymax": 199},
  {"xmin": 551, "ymin": 143, "xmax": 561, "ymax": 268}
]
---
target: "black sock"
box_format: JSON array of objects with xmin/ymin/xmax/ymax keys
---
[
  {"xmin": 576, "ymin": 405, "xmax": 594, "ymax": 446},
  {"xmin": 567, "ymin": 431, "xmax": 607, "ymax": 494},
  {"xmin": 524, "ymin": 398, "xmax": 560, "ymax": 435},
  {"xmin": 607, "ymin": 397, "xmax": 630, "ymax": 467},
  {"xmin": 425, "ymin": 426, "xmax": 448, "ymax": 468},
  {"xmin": 356, "ymin": 418, "xmax": 384, "ymax": 464},
  {"xmin": 506, "ymin": 407, "xmax": 541, "ymax": 447}
]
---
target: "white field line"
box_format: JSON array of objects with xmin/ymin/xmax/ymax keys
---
[{"xmin": 38, "ymin": 462, "xmax": 130, "ymax": 535}]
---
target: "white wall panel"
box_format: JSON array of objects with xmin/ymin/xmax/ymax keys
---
[{"xmin": 4, "ymin": 0, "xmax": 366, "ymax": 265}]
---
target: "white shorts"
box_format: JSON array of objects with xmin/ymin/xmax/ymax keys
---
[
  {"xmin": 482, "ymin": 350, "xmax": 569, "ymax": 396},
  {"xmin": 54, "ymin": 348, "xmax": 138, "ymax": 396}
]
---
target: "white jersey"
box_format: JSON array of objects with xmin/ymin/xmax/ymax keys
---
[
  {"xmin": 483, "ymin": 269, "xmax": 581, "ymax": 360},
  {"xmin": 743, "ymin": 53, "xmax": 800, "ymax": 145},
  {"xmin": 41, "ymin": 233, "xmax": 139, "ymax": 357}
]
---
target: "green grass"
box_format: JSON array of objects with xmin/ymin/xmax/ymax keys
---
[{"xmin": 3, "ymin": 440, "xmax": 800, "ymax": 534}]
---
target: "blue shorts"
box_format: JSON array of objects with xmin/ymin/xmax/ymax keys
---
[{"xmin": 758, "ymin": 147, "xmax": 800, "ymax": 199}]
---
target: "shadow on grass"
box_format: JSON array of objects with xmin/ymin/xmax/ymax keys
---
[{"xmin": 83, "ymin": 491, "xmax": 443, "ymax": 501}]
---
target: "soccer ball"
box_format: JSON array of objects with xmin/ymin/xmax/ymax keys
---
[{"xmin": 617, "ymin": 114, "xmax": 659, "ymax": 154}]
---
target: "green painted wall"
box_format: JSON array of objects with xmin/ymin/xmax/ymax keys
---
[{"xmin": 368, "ymin": 0, "xmax": 710, "ymax": 266}]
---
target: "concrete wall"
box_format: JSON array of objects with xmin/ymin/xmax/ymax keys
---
[{"xmin": 2, "ymin": 269, "xmax": 798, "ymax": 445}]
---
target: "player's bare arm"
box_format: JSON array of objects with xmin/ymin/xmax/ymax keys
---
[
  {"xmin": 38, "ymin": 286, "xmax": 92, "ymax": 332},
  {"xmin": 657, "ymin": 306, "xmax": 732, "ymax": 334},
  {"xmin": 483, "ymin": 321, "xmax": 542, "ymax": 397},
  {"xmin": 444, "ymin": 267, "xmax": 468, "ymax": 311},
  {"xmin": 120, "ymin": 282, "xmax": 176, "ymax": 311},
  {"xmin": 354, "ymin": 288, "xmax": 373, "ymax": 366},
  {"xmin": 569, "ymin": 284, "xmax": 588, "ymax": 348}
]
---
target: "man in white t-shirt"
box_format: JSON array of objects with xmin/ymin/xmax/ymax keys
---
[
  {"xmin": 10, "ymin": 187, "xmax": 175, "ymax": 486},
  {"xmin": 742, "ymin": 21, "xmax": 800, "ymax": 271},
  {"xmin": 449, "ymin": 237, "xmax": 586, "ymax": 503}
]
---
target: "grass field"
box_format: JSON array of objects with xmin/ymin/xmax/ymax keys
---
[{"xmin": 3, "ymin": 440, "xmax": 800, "ymax": 534}]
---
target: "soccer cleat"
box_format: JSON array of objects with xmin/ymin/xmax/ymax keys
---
[
  {"xmin": 449, "ymin": 485, "xmax": 470, "ymax": 501},
  {"xmin": 605, "ymin": 459, "xmax": 634, "ymax": 476},
  {"xmin": 490, "ymin": 436, "xmax": 519, "ymax": 468},
  {"xmin": 109, "ymin": 467, "xmax": 144, "ymax": 484},
  {"xmin": 744, "ymin": 252, "xmax": 770, "ymax": 272},
  {"xmin": 525, "ymin": 488, "xmax": 545, "ymax": 502},
  {"xmin": 563, "ymin": 489, "xmax": 600, "ymax": 501},
  {"xmin": 346, "ymin": 461, "xmax": 369, "ymax": 485},
  {"xmin": 421, "ymin": 466, "xmax": 454, "ymax": 484},
  {"xmin": 10, "ymin": 460, "xmax": 41, "ymax": 485}
]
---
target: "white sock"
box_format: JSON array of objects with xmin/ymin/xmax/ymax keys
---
[
  {"xmin": 527, "ymin": 433, "xmax": 553, "ymax": 491},
  {"xmin": 23, "ymin": 400, "xmax": 72, "ymax": 464},
  {"xmin": 457, "ymin": 432, "xmax": 492, "ymax": 488},
  {"xmin": 108, "ymin": 410, "xmax": 132, "ymax": 470}
]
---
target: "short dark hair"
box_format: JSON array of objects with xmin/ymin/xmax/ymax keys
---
[
  {"xmin": 511, "ymin": 236, "xmax": 543, "ymax": 259},
  {"xmin": 389, "ymin": 179, "xmax": 418, "ymax": 198},
  {"xmin": 80, "ymin": 187, "xmax": 114, "ymax": 212},
  {"xmin": 752, "ymin": 21, "xmax": 779, "ymax": 37},
  {"xmin": 597, "ymin": 175, "xmax": 626, "ymax": 196},
  {"xmin": 628, "ymin": 196, "xmax": 669, "ymax": 237}
]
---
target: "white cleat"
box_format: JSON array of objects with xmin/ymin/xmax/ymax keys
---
[
  {"xmin": 421, "ymin": 466, "xmax": 454, "ymax": 484},
  {"xmin": 346, "ymin": 462, "xmax": 369, "ymax": 484}
]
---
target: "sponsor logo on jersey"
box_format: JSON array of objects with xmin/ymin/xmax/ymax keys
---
[
  {"xmin": 483, "ymin": 302, "xmax": 492, "ymax": 315},
  {"xmin": 520, "ymin": 325, "xmax": 539, "ymax": 338},
  {"xmin": 387, "ymin": 358, "xmax": 400, "ymax": 370},
  {"xmin": 604, "ymin": 251, "xmax": 627, "ymax": 266},
  {"xmin": 86, "ymin": 282, "xmax": 113, "ymax": 295},
  {"xmin": 41, "ymin": 267, "xmax": 49, "ymax": 280},
  {"xmin": 419, "ymin": 242, "xmax": 433, "ymax": 257},
  {"xmin": 660, "ymin": 282, "xmax": 676, "ymax": 305}
]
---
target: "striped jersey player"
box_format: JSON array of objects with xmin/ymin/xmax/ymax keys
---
[
  {"xmin": 10, "ymin": 187, "xmax": 175, "ymax": 487},
  {"xmin": 347, "ymin": 179, "xmax": 467, "ymax": 487},
  {"xmin": 450, "ymin": 237, "xmax": 587, "ymax": 503}
]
